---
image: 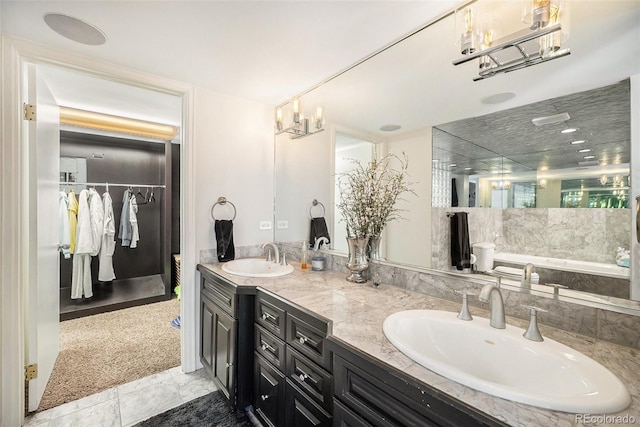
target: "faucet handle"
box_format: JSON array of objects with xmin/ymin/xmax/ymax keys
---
[
  {"xmin": 521, "ymin": 304, "xmax": 548, "ymax": 342},
  {"xmin": 280, "ymin": 253, "xmax": 288, "ymax": 266},
  {"xmin": 453, "ymin": 290, "xmax": 473, "ymax": 321},
  {"xmin": 543, "ymin": 283, "xmax": 569, "ymax": 297}
]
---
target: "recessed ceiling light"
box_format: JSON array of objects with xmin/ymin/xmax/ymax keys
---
[
  {"xmin": 583, "ymin": 155, "xmax": 596, "ymax": 160},
  {"xmin": 577, "ymin": 148, "xmax": 591, "ymax": 153},
  {"xmin": 464, "ymin": 167, "xmax": 472, "ymax": 170},
  {"xmin": 480, "ymin": 92, "xmax": 517, "ymax": 105},
  {"xmin": 561, "ymin": 128, "xmax": 578, "ymax": 134},
  {"xmin": 531, "ymin": 112, "xmax": 570, "ymax": 126},
  {"xmin": 379, "ymin": 124, "xmax": 401, "ymax": 132},
  {"xmin": 44, "ymin": 13, "xmax": 106, "ymax": 45},
  {"xmin": 432, "ymin": 159, "xmax": 439, "ymax": 163},
  {"xmin": 449, "ymin": 164, "xmax": 457, "ymax": 167},
  {"xmin": 570, "ymin": 140, "xmax": 586, "ymax": 145}
]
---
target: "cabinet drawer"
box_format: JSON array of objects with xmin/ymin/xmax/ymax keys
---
[
  {"xmin": 286, "ymin": 346, "xmax": 332, "ymax": 413},
  {"xmin": 333, "ymin": 398, "xmax": 373, "ymax": 427},
  {"xmin": 201, "ymin": 274, "xmax": 236, "ymax": 317},
  {"xmin": 255, "ymin": 324, "xmax": 286, "ymax": 372},
  {"xmin": 256, "ymin": 292, "xmax": 286, "ymax": 340},
  {"xmin": 285, "ymin": 379, "xmax": 331, "ymax": 427},
  {"xmin": 254, "ymin": 352, "xmax": 285, "ymax": 427},
  {"xmin": 286, "ymin": 313, "xmax": 330, "ymax": 371}
]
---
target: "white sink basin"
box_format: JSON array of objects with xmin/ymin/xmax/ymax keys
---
[
  {"xmin": 221, "ymin": 258, "xmax": 293, "ymax": 278},
  {"xmin": 383, "ymin": 310, "xmax": 630, "ymax": 413}
]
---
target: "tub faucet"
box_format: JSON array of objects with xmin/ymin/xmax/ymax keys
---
[
  {"xmin": 313, "ymin": 237, "xmax": 329, "ymax": 251},
  {"xmin": 262, "ymin": 242, "xmax": 280, "ymax": 264},
  {"xmin": 522, "ymin": 263, "xmax": 535, "ymax": 289},
  {"xmin": 478, "ymin": 284, "xmax": 506, "ymax": 329}
]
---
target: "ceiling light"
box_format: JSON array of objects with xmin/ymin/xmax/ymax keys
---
[
  {"xmin": 583, "ymin": 155, "xmax": 595, "ymax": 160},
  {"xmin": 380, "ymin": 124, "xmax": 402, "ymax": 132},
  {"xmin": 44, "ymin": 13, "xmax": 106, "ymax": 45},
  {"xmin": 59, "ymin": 107, "xmax": 178, "ymax": 140},
  {"xmin": 449, "ymin": 164, "xmax": 457, "ymax": 167},
  {"xmin": 480, "ymin": 92, "xmax": 517, "ymax": 104},
  {"xmin": 561, "ymin": 128, "xmax": 578, "ymax": 134},
  {"xmin": 275, "ymin": 98, "xmax": 324, "ymax": 139},
  {"xmin": 453, "ymin": 1, "xmax": 570, "ymax": 81},
  {"xmin": 464, "ymin": 167, "xmax": 472, "ymax": 170},
  {"xmin": 577, "ymin": 148, "xmax": 591, "ymax": 153},
  {"xmin": 531, "ymin": 112, "xmax": 570, "ymax": 126},
  {"xmin": 570, "ymin": 140, "xmax": 586, "ymax": 145}
]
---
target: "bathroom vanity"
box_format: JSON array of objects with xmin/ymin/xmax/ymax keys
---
[{"xmin": 197, "ymin": 262, "xmax": 639, "ymax": 426}]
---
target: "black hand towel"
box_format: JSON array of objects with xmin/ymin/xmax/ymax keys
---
[
  {"xmin": 215, "ymin": 220, "xmax": 235, "ymax": 262},
  {"xmin": 450, "ymin": 212, "xmax": 471, "ymax": 271},
  {"xmin": 309, "ymin": 217, "xmax": 331, "ymax": 248}
]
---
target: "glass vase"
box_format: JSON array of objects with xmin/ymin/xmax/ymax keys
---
[
  {"xmin": 346, "ymin": 236, "xmax": 369, "ymax": 283},
  {"xmin": 368, "ymin": 234, "xmax": 381, "ymax": 261}
]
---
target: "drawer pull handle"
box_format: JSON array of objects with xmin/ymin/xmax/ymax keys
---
[
  {"xmin": 298, "ymin": 333, "xmax": 309, "ymax": 345},
  {"xmin": 298, "ymin": 370, "xmax": 310, "ymax": 382},
  {"xmin": 261, "ymin": 312, "xmax": 276, "ymax": 321},
  {"xmin": 260, "ymin": 341, "xmax": 276, "ymax": 353},
  {"xmin": 261, "ymin": 394, "xmax": 270, "ymax": 401},
  {"xmin": 226, "ymin": 362, "xmax": 232, "ymax": 368}
]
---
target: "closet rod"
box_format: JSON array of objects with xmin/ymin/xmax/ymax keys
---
[{"xmin": 59, "ymin": 182, "xmax": 166, "ymax": 188}]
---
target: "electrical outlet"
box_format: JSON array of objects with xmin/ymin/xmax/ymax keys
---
[
  {"xmin": 259, "ymin": 221, "xmax": 272, "ymax": 230},
  {"xmin": 277, "ymin": 220, "xmax": 289, "ymax": 229}
]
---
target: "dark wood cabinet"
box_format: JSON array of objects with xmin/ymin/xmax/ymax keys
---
[
  {"xmin": 253, "ymin": 289, "xmax": 333, "ymax": 427},
  {"xmin": 198, "ymin": 265, "xmax": 254, "ymax": 410},
  {"xmin": 331, "ymin": 338, "xmax": 507, "ymax": 427}
]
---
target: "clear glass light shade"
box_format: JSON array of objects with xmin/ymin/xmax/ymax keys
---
[{"xmin": 455, "ymin": 4, "xmax": 480, "ymax": 55}]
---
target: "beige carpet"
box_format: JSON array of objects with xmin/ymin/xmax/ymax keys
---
[{"xmin": 38, "ymin": 298, "xmax": 181, "ymax": 411}]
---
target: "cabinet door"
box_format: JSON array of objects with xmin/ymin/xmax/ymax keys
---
[
  {"xmin": 254, "ymin": 353, "xmax": 285, "ymax": 427},
  {"xmin": 200, "ymin": 296, "xmax": 215, "ymax": 373},
  {"xmin": 214, "ymin": 307, "xmax": 236, "ymax": 400}
]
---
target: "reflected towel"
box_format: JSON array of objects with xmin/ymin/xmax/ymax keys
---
[
  {"xmin": 309, "ymin": 217, "xmax": 331, "ymax": 248},
  {"xmin": 215, "ymin": 220, "xmax": 235, "ymax": 262},
  {"xmin": 450, "ymin": 212, "xmax": 471, "ymax": 271}
]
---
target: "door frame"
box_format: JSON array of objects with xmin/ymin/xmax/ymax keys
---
[{"xmin": 0, "ymin": 35, "xmax": 197, "ymax": 425}]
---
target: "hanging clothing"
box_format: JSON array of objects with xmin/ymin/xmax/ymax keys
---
[
  {"xmin": 68, "ymin": 189, "xmax": 78, "ymax": 254},
  {"xmin": 98, "ymin": 191, "xmax": 116, "ymax": 281},
  {"xmin": 129, "ymin": 195, "xmax": 140, "ymax": 249},
  {"xmin": 58, "ymin": 191, "xmax": 71, "ymax": 259},
  {"xmin": 119, "ymin": 189, "xmax": 132, "ymax": 247},
  {"xmin": 72, "ymin": 189, "xmax": 93, "ymax": 299},
  {"xmin": 88, "ymin": 188, "xmax": 104, "ymax": 256}
]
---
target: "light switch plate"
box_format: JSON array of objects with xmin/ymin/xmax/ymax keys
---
[{"xmin": 259, "ymin": 221, "xmax": 272, "ymax": 230}]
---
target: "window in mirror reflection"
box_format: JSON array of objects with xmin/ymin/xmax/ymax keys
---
[{"xmin": 333, "ymin": 133, "xmax": 375, "ymax": 252}]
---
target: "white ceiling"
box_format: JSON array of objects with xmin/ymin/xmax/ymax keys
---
[{"xmin": 1, "ymin": 0, "xmax": 460, "ymax": 107}]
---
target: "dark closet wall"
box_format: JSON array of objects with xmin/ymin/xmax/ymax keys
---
[{"xmin": 60, "ymin": 131, "xmax": 166, "ymax": 287}]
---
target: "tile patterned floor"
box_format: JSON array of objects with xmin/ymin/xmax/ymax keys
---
[{"xmin": 24, "ymin": 367, "xmax": 217, "ymax": 427}]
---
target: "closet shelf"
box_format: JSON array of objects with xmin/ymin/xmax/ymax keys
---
[{"xmin": 59, "ymin": 182, "xmax": 165, "ymax": 188}]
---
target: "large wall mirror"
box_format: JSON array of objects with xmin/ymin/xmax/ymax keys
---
[{"xmin": 274, "ymin": 0, "xmax": 640, "ymax": 308}]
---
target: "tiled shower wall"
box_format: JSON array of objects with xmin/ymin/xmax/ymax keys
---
[{"xmin": 432, "ymin": 207, "xmax": 631, "ymax": 270}]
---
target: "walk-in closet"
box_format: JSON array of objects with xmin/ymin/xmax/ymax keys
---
[{"xmin": 59, "ymin": 130, "xmax": 180, "ymax": 320}]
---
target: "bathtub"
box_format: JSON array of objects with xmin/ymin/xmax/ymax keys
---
[{"xmin": 493, "ymin": 252, "xmax": 630, "ymax": 281}]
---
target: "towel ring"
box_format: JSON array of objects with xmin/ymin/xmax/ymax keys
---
[
  {"xmin": 309, "ymin": 199, "xmax": 326, "ymax": 219},
  {"xmin": 211, "ymin": 197, "xmax": 237, "ymax": 221}
]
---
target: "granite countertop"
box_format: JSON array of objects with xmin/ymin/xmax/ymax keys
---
[{"xmin": 199, "ymin": 262, "xmax": 640, "ymax": 427}]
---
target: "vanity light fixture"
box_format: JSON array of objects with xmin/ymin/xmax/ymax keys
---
[
  {"xmin": 453, "ymin": 0, "xmax": 570, "ymax": 81},
  {"xmin": 538, "ymin": 179, "xmax": 548, "ymax": 189},
  {"xmin": 600, "ymin": 175, "xmax": 609, "ymax": 186},
  {"xmin": 275, "ymin": 98, "xmax": 325, "ymax": 139},
  {"xmin": 531, "ymin": 112, "xmax": 570, "ymax": 126}
]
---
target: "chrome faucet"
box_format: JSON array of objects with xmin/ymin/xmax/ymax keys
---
[
  {"xmin": 313, "ymin": 237, "xmax": 329, "ymax": 251},
  {"xmin": 262, "ymin": 242, "xmax": 280, "ymax": 264},
  {"xmin": 522, "ymin": 263, "xmax": 534, "ymax": 289},
  {"xmin": 478, "ymin": 284, "xmax": 506, "ymax": 329}
]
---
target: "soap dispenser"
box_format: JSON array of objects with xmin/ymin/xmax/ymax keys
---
[{"xmin": 301, "ymin": 241, "xmax": 308, "ymax": 270}]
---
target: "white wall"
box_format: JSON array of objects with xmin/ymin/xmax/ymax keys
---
[
  {"xmin": 385, "ymin": 128, "xmax": 432, "ymax": 267},
  {"xmin": 631, "ymin": 74, "xmax": 639, "ymax": 300},
  {"xmin": 193, "ymin": 86, "xmax": 274, "ymax": 254}
]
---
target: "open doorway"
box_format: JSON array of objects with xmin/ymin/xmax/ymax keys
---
[{"xmin": 31, "ymin": 63, "xmax": 184, "ymax": 411}]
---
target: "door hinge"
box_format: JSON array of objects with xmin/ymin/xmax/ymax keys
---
[
  {"xmin": 25, "ymin": 363, "xmax": 38, "ymax": 381},
  {"xmin": 23, "ymin": 103, "xmax": 37, "ymax": 121}
]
